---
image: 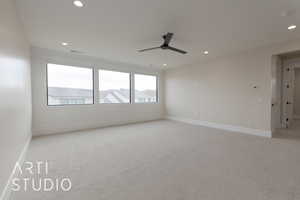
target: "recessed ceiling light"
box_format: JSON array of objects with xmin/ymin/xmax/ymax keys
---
[
  {"xmin": 61, "ymin": 42, "xmax": 68, "ymax": 46},
  {"xmin": 204, "ymin": 51, "xmax": 209, "ymax": 55},
  {"xmin": 288, "ymin": 25, "xmax": 296, "ymax": 30},
  {"xmin": 73, "ymin": 0, "xmax": 84, "ymax": 7},
  {"xmin": 163, "ymin": 64, "xmax": 167, "ymax": 66}
]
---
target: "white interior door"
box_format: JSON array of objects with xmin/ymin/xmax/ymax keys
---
[{"xmin": 282, "ymin": 65, "xmax": 295, "ymax": 128}]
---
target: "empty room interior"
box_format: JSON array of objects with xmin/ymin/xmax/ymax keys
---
[{"xmin": 2, "ymin": 0, "xmax": 300, "ymax": 199}]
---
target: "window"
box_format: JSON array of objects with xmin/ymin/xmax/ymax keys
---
[
  {"xmin": 134, "ymin": 74, "xmax": 157, "ymax": 103},
  {"xmin": 47, "ymin": 64, "xmax": 93, "ymax": 105},
  {"xmin": 99, "ymin": 70, "xmax": 130, "ymax": 103}
]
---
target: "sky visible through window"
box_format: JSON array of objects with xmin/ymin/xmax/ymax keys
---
[
  {"xmin": 134, "ymin": 74, "xmax": 157, "ymax": 103},
  {"xmin": 48, "ymin": 64, "xmax": 156, "ymax": 91},
  {"xmin": 47, "ymin": 64, "xmax": 93, "ymax": 89},
  {"xmin": 135, "ymin": 74, "xmax": 156, "ymax": 91},
  {"xmin": 99, "ymin": 70, "xmax": 129, "ymax": 90}
]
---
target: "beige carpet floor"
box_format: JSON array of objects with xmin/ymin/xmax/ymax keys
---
[{"xmin": 10, "ymin": 120, "xmax": 300, "ymax": 200}]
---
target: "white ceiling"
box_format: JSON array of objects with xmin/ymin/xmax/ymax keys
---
[{"xmin": 16, "ymin": 0, "xmax": 300, "ymax": 68}]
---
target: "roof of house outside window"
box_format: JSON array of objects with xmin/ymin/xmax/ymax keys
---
[{"xmin": 48, "ymin": 87, "xmax": 156, "ymax": 103}]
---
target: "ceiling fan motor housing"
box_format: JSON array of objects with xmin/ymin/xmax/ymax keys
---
[{"xmin": 161, "ymin": 44, "xmax": 168, "ymax": 49}]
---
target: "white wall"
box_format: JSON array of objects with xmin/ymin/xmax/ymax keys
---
[
  {"xmin": 0, "ymin": 0, "xmax": 31, "ymax": 198},
  {"xmin": 165, "ymin": 39, "xmax": 300, "ymax": 135},
  {"xmin": 31, "ymin": 47, "xmax": 165, "ymax": 136}
]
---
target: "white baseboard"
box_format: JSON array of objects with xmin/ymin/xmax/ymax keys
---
[
  {"xmin": 166, "ymin": 116, "xmax": 272, "ymax": 138},
  {"xmin": 0, "ymin": 138, "xmax": 31, "ymax": 200}
]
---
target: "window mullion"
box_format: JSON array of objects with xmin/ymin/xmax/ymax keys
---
[{"xmin": 94, "ymin": 68, "xmax": 99, "ymax": 104}]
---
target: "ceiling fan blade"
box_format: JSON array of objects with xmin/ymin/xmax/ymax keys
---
[
  {"xmin": 163, "ymin": 33, "xmax": 174, "ymax": 45},
  {"xmin": 138, "ymin": 47, "xmax": 161, "ymax": 52},
  {"xmin": 167, "ymin": 46, "xmax": 187, "ymax": 54}
]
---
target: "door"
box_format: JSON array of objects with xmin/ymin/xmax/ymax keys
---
[{"xmin": 282, "ymin": 65, "xmax": 295, "ymax": 128}]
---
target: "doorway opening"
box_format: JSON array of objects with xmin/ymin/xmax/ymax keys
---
[{"xmin": 271, "ymin": 51, "xmax": 300, "ymax": 137}]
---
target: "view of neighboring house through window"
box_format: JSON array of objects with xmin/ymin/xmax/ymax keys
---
[
  {"xmin": 47, "ymin": 64, "xmax": 93, "ymax": 105},
  {"xmin": 99, "ymin": 70, "xmax": 130, "ymax": 103},
  {"xmin": 134, "ymin": 74, "xmax": 157, "ymax": 103}
]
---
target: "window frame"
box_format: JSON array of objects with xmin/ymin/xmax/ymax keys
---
[
  {"xmin": 133, "ymin": 73, "xmax": 159, "ymax": 104},
  {"xmin": 98, "ymin": 69, "xmax": 131, "ymax": 104},
  {"xmin": 46, "ymin": 63, "xmax": 95, "ymax": 106}
]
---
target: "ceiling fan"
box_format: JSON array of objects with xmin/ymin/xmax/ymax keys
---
[{"xmin": 138, "ymin": 33, "xmax": 187, "ymax": 54}]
